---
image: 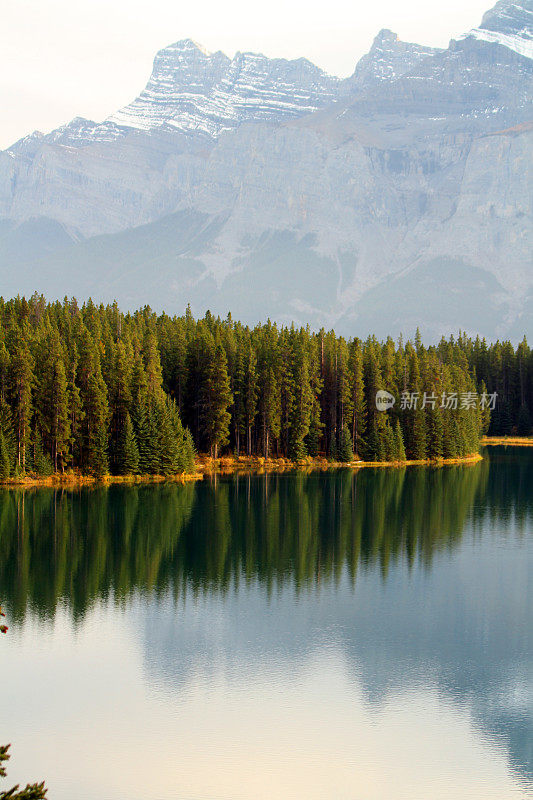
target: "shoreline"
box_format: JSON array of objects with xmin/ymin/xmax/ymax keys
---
[
  {"xmin": 481, "ymin": 436, "xmax": 533, "ymax": 447},
  {"xmin": 0, "ymin": 472, "xmax": 203, "ymax": 489},
  {"xmin": 198, "ymin": 453, "xmax": 483, "ymax": 474},
  {"xmin": 0, "ymin": 452, "xmax": 483, "ymax": 489}
]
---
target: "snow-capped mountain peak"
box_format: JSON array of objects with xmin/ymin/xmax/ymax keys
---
[
  {"xmin": 456, "ymin": 0, "xmax": 533, "ymax": 59},
  {"xmin": 106, "ymin": 41, "xmax": 340, "ymax": 139},
  {"xmin": 347, "ymin": 28, "xmax": 442, "ymax": 88},
  {"xmin": 481, "ymin": 0, "xmax": 533, "ymax": 35}
]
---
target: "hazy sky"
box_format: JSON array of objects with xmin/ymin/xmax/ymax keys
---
[{"xmin": 1, "ymin": 0, "xmax": 491, "ymax": 149}]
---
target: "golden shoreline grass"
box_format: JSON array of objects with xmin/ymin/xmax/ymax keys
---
[
  {"xmin": 481, "ymin": 436, "xmax": 533, "ymax": 447},
  {"xmin": 0, "ymin": 450, "xmax": 487, "ymax": 489},
  {"xmin": 8, "ymin": 432, "xmax": 533, "ymax": 489}
]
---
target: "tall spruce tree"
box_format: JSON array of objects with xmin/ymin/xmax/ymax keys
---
[
  {"xmin": 8, "ymin": 325, "xmax": 33, "ymax": 473},
  {"xmin": 203, "ymin": 343, "xmax": 232, "ymax": 459},
  {"xmin": 0, "ymin": 430, "xmax": 10, "ymax": 479},
  {"xmin": 78, "ymin": 329, "xmax": 109, "ymax": 477},
  {"xmin": 114, "ymin": 412, "xmax": 139, "ymax": 475}
]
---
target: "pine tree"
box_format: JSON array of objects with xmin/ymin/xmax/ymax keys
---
[
  {"xmin": 287, "ymin": 334, "xmax": 313, "ymax": 461},
  {"xmin": 78, "ymin": 329, "xmax": 109, "ymax": 477},
  {"xmin": 203, "ymin": 343, "xmax": 232, "ymax": 459},
  {"xmin": 427, "ymin": 407, "xmax": 444, "ymax": 460},
  {"xmin": 167, "ymin": 397, "xmax": 196, "ymax": 473},
  {"xmin": 0, "ymin": 296, "xmax": 514, "ymax": 472},
  {"xmin": 8, "ymin": 325, "xmax": 34, "ymax": 473},
  {"xmin": 349, "ymin": 339, "xmax": 366, "ymax": 457},
  {"xmin": 479, "ymin": 379, "xmax": 491, "ymax": 435},
  {"xmin": 232, "ymin": 343, "xmax": 246, "ymax": 455},
  {"xmin": 410, "ymin": 409, "xmax": 428, "ymax": 460},
  {"xmin": 180, "ymin": 429, "xmax": 196, "ymax": 472},
  {"xmin": 0, "ymin": 430, "xmax": 10, "ymax": 479},
  {"xmin": 517, "ymin": 404, "xmax": 532, "ymax": 436},
  {"xmin": 305, "ymin": 399, "xmax": 323, "ymax": 457},
  {"xmin": 114, "ymin": 412, "xmax": 139, "ymax": 474},
  {"xmin": 244, "ymin": 341, "xmax": 258, "ymax": 455},
  {"xmin": 32, "ymin": 428, "xmax": 53, "ymax": 476},
  {"xmin": 383, "ymin": 421, "xmax": 396, "ymax": 461},
  {"xmin": 365, "ymin": 426, "xmax": 384, "ymax": 462},
  {"xmin": 394, "ymin": 420, "xmax": 406, "ymax": 461},
  {"xmin": 0, "ymin": 399, "xmax": 14, "ymax": 475},
  {"xmin": 67, "ymin": 346, "xmax": 84, "ymax": 468},
  {"xmin": 158, "ymin": 412, "xmax": 179, "ymax": 475},
  {"xmin": 338, "ymin": 425, "xmax": 353, "ymax": 463}
]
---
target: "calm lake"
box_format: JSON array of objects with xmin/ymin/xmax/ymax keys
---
[{"xmin": 1, "ymin": 447, "xmax": 532, "ymax": 799}]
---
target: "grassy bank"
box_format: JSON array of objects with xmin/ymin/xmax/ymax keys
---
[
  {"xmin": 481, "ymin": 436, "xmax": 533, "ymax": 447},
  {"xmin": 0, "ymin": 471, "xmax": 203, "ymax": 489},
  {"xmin": 0, "ymin": 451, "xmax": 484, "ymax": 489},
  {"xmin": 197, "ymin": 453, "xmax": 483, "ymax": 474}
]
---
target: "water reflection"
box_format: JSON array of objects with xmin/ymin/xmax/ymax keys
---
[
  {"xmin": 0, "ymin": 461, "xmax": 498, "ymax": 617},
  {"xmin": 0, "ymin": 448, "xmax": 532, "ymax": 798}
]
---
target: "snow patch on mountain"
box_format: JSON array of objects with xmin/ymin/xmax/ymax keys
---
[
  {"xmin": 480, "ymin": 0, "xmax": 533, "ymax": 35},
  {"xmin": 457, "ymin": 0, "xmax": 533, "ymax": 59},
  {"xmin": 457, "ymin": 27, "xmax": 533, "ymax": 59}
]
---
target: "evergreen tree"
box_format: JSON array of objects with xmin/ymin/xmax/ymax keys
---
[
  {"xmin": 78, "ymin": 329, "xmax": 109, "ymax": 477},
  {"xmin": 0, "ymin": 399, "xmax": 14, "ymax": 475},
  {"xmin": 0, "ymin": 295, "xmax": 505, "ymax": 473},
  {"xmin": 427, "ymin": 407, "xmax": 444, "ymax": 460},
  {"xmin": 517, "ymin": 404, "xmax": 532, "ymax": 436},
  {"xmin": 383, "ymin": 421, "xmax": 396, "ymax": 462},
  {"xmin": 349, "ymin": 339, "xmax": 366, "ymax": 456},
  {"xmin": 287, "ymin": 334, "xmax": 313, "ymax": 461},
  {"xmin": 203, "ymin": 343, "xmax": 232, "ymax": 459},
  {"xmin": 244, "ymin": 340, "xmax": 258, "ymax": 455},
  {"xmin": 0, "ymin": 431, "xmax": 10, "ymax": 479},
  {"xmin": 158, "ymin": 403, "xmax": 181, "ymax": 475},
  {"xmin": 32, "ymin": 429, "xmax": 53, "ymax": 476},
  {"xmin": 8, "ymin": 325, "xmax": 33, "ymax": 472},
  {"xmin": 305, "ymin": 399, "xmax": 323, "ymax": 457},
  {"xmin": 410, "ymin": 408, "xmax": 428, "ymax": 460},
  {"xmin": 67, "ymin": 345, "xmax": 84, "ymax": 467},
  {"xmin": 114, "ymin": 412, "xmax": 139, "ymax": 474},
  {"xmin": 394, "ymin": 419, "xmax": 406, "ymax": 461},
  {"xmin": 232, "ymin": 343, "xmax": 246, "ymax": 455},
  {"xmin": 338, "ymin": 425, "xmax": 353, "ymax": 463}
]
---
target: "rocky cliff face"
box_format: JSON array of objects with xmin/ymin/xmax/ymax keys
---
[
  {"xmin": 0, "ymin": 0, "xmax": 531, "ymax": 340},
  {"xmin": 347, "ymin": 29, "xmax": 442, "ymax": 88},
  {"xmin": 107, "ymin": 39, "xmax": 345, "ymax": 140},
  {"xmin": 477, "ymin": 0, "xmax": 533, "ymax": 39}
]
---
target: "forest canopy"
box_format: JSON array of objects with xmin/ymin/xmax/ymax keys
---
[{"xmin": 0, "ymin": 295, "xmax": 530, "ymax": 478}]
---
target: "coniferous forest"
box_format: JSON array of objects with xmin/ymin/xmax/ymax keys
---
[{"xmin": 0, "ymin": 295, "xmax": 531, "ymax": 479}]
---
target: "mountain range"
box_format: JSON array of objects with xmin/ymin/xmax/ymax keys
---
[{"xmin": 0, "ymin": 0, "xmax": 532, "ymax": 339}]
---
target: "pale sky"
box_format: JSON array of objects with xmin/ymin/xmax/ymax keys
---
[{"xmin": 1, "ymin": 0, "xmax": 491, "ymax": 149}]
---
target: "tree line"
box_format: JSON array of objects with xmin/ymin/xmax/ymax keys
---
[
  {"xmin": 0, "ymin": 295, "xmax": 530, "ymax": 477},
  {"xmin": 454, "ymin": 333, "xmax": 533, "ymax": 436}
]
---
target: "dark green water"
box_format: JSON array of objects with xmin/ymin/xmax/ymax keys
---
[{"xmin": 1, "ymin": 447, "xmax": 532, "ymax": 799}]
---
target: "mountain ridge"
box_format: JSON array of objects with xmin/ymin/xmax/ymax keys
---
[{"xmin": 0, "ymin": 0, "xmax": 531, "ymax": 341}]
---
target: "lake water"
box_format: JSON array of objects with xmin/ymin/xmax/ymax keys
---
[{"xmin": 1, "ymin": 447, "xmax": 532, "ymax": 799}]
